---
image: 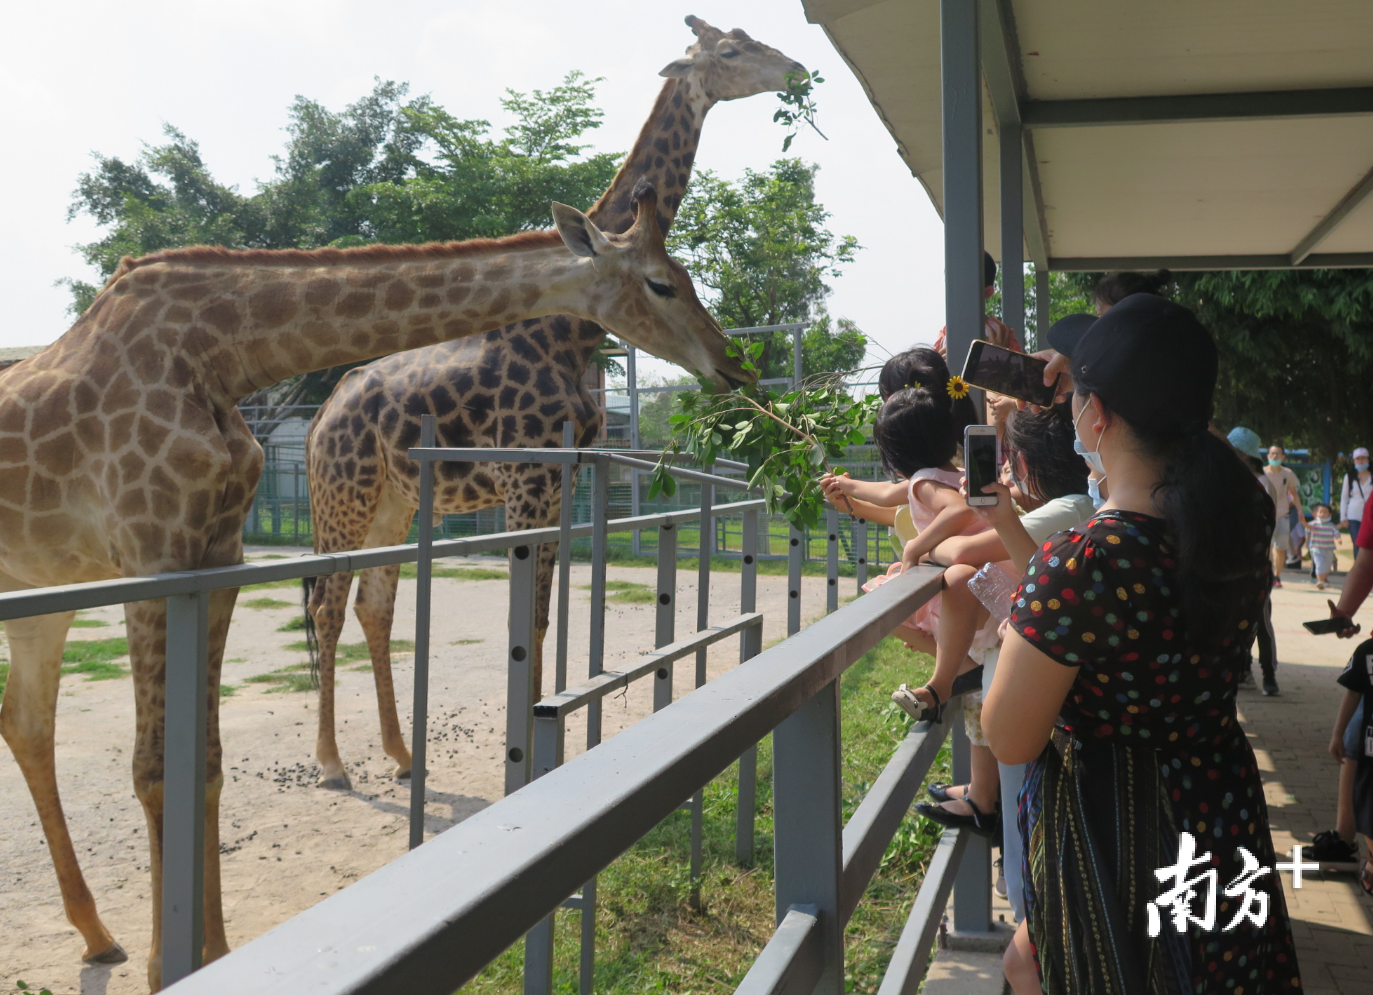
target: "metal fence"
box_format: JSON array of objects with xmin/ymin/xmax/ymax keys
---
[{"xmin": 0, "ymin": 425, "xmax": 994, "ymax": 993}]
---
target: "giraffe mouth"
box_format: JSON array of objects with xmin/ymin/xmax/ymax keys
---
[{"xmin": 720, "ymin": 370, "xmax": 750, "ymax": 390}]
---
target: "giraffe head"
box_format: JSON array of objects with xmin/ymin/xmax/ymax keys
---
[
  {"xmin": 552, "ymin": 179, "xmax": 754, "ymax": 387},
  {"xmin": 660, "ymin": 15, "xmax": 808, "ymax": 103}
]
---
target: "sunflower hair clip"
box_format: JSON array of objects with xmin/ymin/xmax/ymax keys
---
[{"xmin": 945, "ymin": 375, "xmax": 970, "ymax": 400}]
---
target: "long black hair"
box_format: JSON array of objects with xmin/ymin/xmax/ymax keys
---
[
  {"xmin": 1093, "ymin": 269, "xmax": 1171, "ymax": 311},
  {"xmin": 873, "ymin": 348, "xmax": 978, "ymax": 480},
  {"xmin": 1075, "ymin": 389, "xmax": 1273, "ymax": 644},
  {"xmin": 1004, "ymin": 404, "xmax": 1087, "ymax": 502}
]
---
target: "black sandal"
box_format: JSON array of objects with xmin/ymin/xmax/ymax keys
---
[
  {"xmin": 927, "ymin": 781, "xmax": 967, "ymax": 803},
  {"xmin": 892, "ymin": 683, "xmax": 943, "ymax": 723},
  {"xmin": 915, "ymin": 796, "xmax": 1001, "ymax": 838}
]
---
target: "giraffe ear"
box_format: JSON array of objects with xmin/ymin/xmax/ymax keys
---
[
  {"xmin": 551, "ymin": 202, "xmax": 613, "ymax": 259},
  {"xmin": 660, "ymin": 57, "xmax": 695, "ymax": 78}
]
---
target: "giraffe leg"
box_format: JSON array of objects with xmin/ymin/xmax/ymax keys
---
[
  {"xmin": 307, "ymin": 570, "xmax": 355, "ymax": 790},
  {"xmin": 0, "ymin": 582, "xmax": 125, "ymax": 965},
  {"xmin": 351, "ymin": 486, "xmax": 418, "ymax": 778}
]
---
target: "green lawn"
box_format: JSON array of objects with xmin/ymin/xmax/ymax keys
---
[{"xmin": 464, "ymin": 636, "xmax": 949, "ymax": 994}]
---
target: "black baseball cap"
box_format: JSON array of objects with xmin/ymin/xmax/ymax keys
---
[{"xmin": 1060, "ymin": 293, "xmax": 1217, "ymax": 439}]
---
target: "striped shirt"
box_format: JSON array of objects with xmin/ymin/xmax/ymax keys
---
[{"xmin": 1308, "ymin": 519, "xmax": 1339, "ymax": 551}]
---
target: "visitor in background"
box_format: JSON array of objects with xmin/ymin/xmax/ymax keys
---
[
  {"xmin": 1228, "ymin": 426, "xmax": 1281, "ymax": 696},
  {"xmin": 1309, "ymin": 504, "xmax": 1340, "ymax": 590},
  {"xmin": 984, "ymin": 295, "xmax": 1299, "ymax": 994},
  {"xmin": 932, "ymin": 251, "xmax": 1021, "ymax": 358},
  {"xmin": 1090, "ymin": 268, "xmax": 1171, "ymax": 315},
  {"xmin": 1265, "ymin": 444, "xmax": 1302, "ymax": 587},
  {"xmin": 1342, "ymin": 447, "xmax": 1371, "ymax": 561},
  {"xmin": 1328, "ymin": 637, "xmax": 1373, "ymax": 895}
]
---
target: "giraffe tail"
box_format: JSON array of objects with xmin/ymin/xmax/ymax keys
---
[{"xmin": 301, "ymin": 576, "xmax": 320, "ymax": 690}]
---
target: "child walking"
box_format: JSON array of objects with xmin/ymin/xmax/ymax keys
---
[
  {"xmin": 1330, "ymin": 637, "xmax": 1373, "ymax": 894},
  {"xmin": 1309, "ymin": 503, "xmax": 1339, "ymax": 589}
]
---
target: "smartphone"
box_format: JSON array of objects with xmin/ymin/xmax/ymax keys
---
[
  {"xmin": 962, "ymin": 339, "xmax": 1061, "ymax": 407},
  {"xmin": 964, "ymin": 425, "xmax": 1000, "ymax": 507},
  {"xmin": 1304, "ymin": 617, "xmax": 1359, "ymax": 635}
]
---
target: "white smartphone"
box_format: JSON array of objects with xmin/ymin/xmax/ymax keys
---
[{"xmin": 964, "ymin": 425, "xmax": 1000, "ymax": 507}]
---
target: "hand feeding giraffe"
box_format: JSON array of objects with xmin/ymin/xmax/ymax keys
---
[
  {"xmin": 0, "ymin": 184, "xmax": 746, "ymax": 989},
  {"xmin": 302, "ymin": 14, "xmax": 803, "ymax": 790}
]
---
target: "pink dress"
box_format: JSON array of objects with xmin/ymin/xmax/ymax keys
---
[{"xmin": 864, "ymin": 468, "xmax": 1009, "ymax": 655}]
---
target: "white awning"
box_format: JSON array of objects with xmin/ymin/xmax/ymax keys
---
[{"xmin": 802, "ymin": 0, "xmax": 1373, "ymax": 270}]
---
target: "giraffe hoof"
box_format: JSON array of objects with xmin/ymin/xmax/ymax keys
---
[
  {"xmin": 394, "ymin": 766, "xmax": 411, "ymax": 781},
  {"xmin": 317, "ymin": 772, "xmax": 352, "ymax": 791},
  {"xmin": 84, "ymin": 940, "xmax": 128, "ymax": 964}
]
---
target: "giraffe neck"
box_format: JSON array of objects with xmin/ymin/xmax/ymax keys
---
[
  {"xmin": 110, "ymin": 235, "xmax": 608, "ymax": 402},
  {"xmin": 566, "ymin": 77, "xmax": 715, "ymax": 373}
]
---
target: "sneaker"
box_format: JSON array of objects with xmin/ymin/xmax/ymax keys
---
[
  {"xmin": 1273, "ymin": 578, "xmax": 1283, "ymax": 588},
  {"xmin": 1310, "ymin": 829, "xmax": 1358, "ymax": 863},
  {"xmin": 1239, "ymin": 669, "xmax": 1256, "ymax": 689},
  {"xmin": 1317, "ymin": 581, "xmax": 1326, "ymax": 590},
  {"xmin": 1262, "ymin": 678, "xmax": 1280, "ymax": 696},
  {"xmin": 994, "ymin": 857, "xmax": 1008, "ymax": 897}
]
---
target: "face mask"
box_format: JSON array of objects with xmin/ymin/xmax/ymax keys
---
[
  {"xmin": 1088, "ymin": 475, "xmax": 1104, "ymax": 510},
  {"xmin": 1268, "ymin": 457, "xmax": 1283, "ymax": 467},
  {"xmin": 1073, "ymin": 405, "xmax": 1108, "ymax": 477},
  {"xmin": 1357, "ymin": 461, "xmax": 1369, "ymax": 471}
]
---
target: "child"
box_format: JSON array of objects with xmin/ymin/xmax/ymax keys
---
[
  {"xmin": 1309, "ymin": 503, "xmax": 1339, "ymax": 590},
  {"xmin": 1330, "ymin": 638, "xmax": 1373, "ymax": 894}
]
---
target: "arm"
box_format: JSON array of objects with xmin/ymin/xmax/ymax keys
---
[
  {"xmin": 822, "ymin": 473, "xmax": 907, "ymax": 507},
  {"xmin": 930, "ymin": 529, "xmax": 1010, "ymax": 568},
  {"xmin": 899, "ymin": 481, "xmax": 977, "ymax": 568},
  {"xmin": 825, "ymin": 495, "xmax": 896, "ymax": 526},
  {"xmin": 1331, "ymin": 688, "xmax": 1361, "ymax": 762},
  {"xmin": 1287, "ymin": 470, "xmax": 1302, "ymax": 516},
  {"xmin": 1333, "ymin": 544, "xmax": 1373, "ymax": 636},
  {"xmin": 983, "ymin": 627, "xmax": 1079, "ymax": 764},
  {"xmin": 964, "ymin": 480, "xmax": 1039, "ymax": 573},
  {"xmin": 1342, "ymin": 475, "xmax": 1352, "ymax": 521}
]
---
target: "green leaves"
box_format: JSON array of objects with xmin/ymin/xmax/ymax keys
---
[
  {"xmin": 774, "ymin": 70, "xmax": 828, "ymax": 153},
  {"xmin": 652, "ymin": 341, "xmax": 879, "ymax": 530}
]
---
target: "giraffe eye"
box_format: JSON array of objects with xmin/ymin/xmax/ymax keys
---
[
  {"xmin": 720, "ymin": 48, "xmax": 739, "ymax": 58},
  {"xmin": 646, "ymin": 279, "xmax": 676, "ymax": 299}
]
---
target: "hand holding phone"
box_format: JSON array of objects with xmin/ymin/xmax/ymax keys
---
[
  {"xmin": 1305, "ymin": 616, "xmax": 1361, "ymax": 636},
  {"xmin": 963, "ymin": 426, "xmax": 999, "ymax": 507},
  {"xmin": 962, "ymin": 340, "xmax": 1062, "ymax": 408}
]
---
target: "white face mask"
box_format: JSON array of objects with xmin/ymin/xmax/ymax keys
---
[
  {"xmin": 1073, "ymin": 404, "xmax": 1108, "ymax": 477},
  {"xmin": 1087, "ymin": 475, "xmax": 1104, "ymax": 510},
  {"xmin": 1357, "ymin": 461, "xmax": 1369, "ymax": 471}
]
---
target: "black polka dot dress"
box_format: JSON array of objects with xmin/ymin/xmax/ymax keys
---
[{"xmin": 1010, "ymin": 510, "xmax": 1301, "ymax": 995}]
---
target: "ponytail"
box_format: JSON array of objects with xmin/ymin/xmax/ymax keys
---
[{"xmin": 1149, "ymin": 430, "xmax": 1274, "ymax": 643}]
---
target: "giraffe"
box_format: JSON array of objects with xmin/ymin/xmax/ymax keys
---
[
  {"xmin": 0, "ymin": 182, "xmax": 747, "ymax": 989},
  {"xmin": 302, "ymin": 15, "xmax": 803, "ymax": 792}
]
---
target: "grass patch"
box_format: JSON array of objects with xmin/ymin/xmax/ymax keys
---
[
  {"xmin": 71, "ymin": 618, "xmax": 109, "ymax": 628},
  {"xmin": 581, "ymin": 580, "xmax": 656, "ymax": 605},
  {"xmin": 220, "ymin": 683, "xmax": 238, "ymax": 698},
  {"xmin": 590, "ymin": 553, "xmax": 860, "ymax": 578},
  {"xmin": 242, "ymin": 578, "xmax": 305, "ymax": 592},
  {"xmin": 244, "ymin": 597, "xmax": 293, "ymax": 610},
  {"xmin": 61, "ymin": 638, "xmax": 130, "ymax": 681},
  {"xmin": 463, "ymin": 636, "xmax": 946, "ymax": 993},
  {"xmin": 277, "ymin": 616, "xmax": 310, "ymax": 632},
  {"xmin": 399, "ymin": 563, "xmax": 508, "ymax": 581},
  {"xmin": 0, "ymin": 662, "xmax": 7, "ymax": 698},
  {"xmin": 244, "ymin": 663, "xmax": 314, "ymax": 694},
  {"xmin": 252, "ymin": 554, "xmax": 288, "ymax": 560},
  {"xmin": 451, "ymin": 639, "xmax": 484, "ymax": 645},
  {"xmin": 283, "ymin": 639, "xmax": 415, "ymax": 670}
]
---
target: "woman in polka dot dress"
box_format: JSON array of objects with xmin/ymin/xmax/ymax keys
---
[{"xmin": 983, "ymin": 295, "xmax": 1301, "ymax": 995}]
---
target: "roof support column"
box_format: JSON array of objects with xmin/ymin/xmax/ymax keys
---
[
  {"xmin": 999, "ymin": 119, "xmax": 1025, "ymax": 337},
  {"xmin": 941, "ymin": 0, "xmax": 985, "ymax": 380}
]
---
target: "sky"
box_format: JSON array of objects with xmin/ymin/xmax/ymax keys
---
[{"xmin": 0, "ymin": 0, "xmax": 949, "ymax": 382}]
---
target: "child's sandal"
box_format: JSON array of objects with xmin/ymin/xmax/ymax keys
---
[{"xmin": 892, "ymin": 683, "xmax": 944, "ymax": 724}]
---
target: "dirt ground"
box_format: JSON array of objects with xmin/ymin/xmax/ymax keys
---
[{"xmin": 0, "ymin": 548, "xmax": 836, "ymax": 994}]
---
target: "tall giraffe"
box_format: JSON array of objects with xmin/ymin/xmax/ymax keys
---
[
  {"xmin": 0, "ymin": 185, "xmax": 746, "ymax": 989},
  {"xmin": 303, "ymin": 15, "xmax": 803, "ymax": 790}
]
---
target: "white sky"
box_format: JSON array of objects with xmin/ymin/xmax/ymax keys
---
[{"xmin": 0, "ymin": 0, "xmax": 948, "ymax": 380}]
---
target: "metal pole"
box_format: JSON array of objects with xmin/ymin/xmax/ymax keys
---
[
  {"xmin": 506, "ymin": 545, "xmax": 537, "ymax": 795},
  {"xmin": 951, "ymin": 703, "xmax": 993, "ymax": 934},
  {"xmin": 826, "ymin": 508, "xmax": 839, "ymax": 614},
  {"xmin": 855, "ymin": 517, "xmax": 869, "ymax": 592},
  {"xmin": 1000, "ymin": 119, "xmax": 1025, "ymax": 336},
  {"xmin": 793, "ymin": 327, "xmax": 804, "ymax": 388},
  {"xmin": 579, "ymin": 877, "xmax": 596, "ymax": 995},
  {"xmin": 690, "ymin": 464, "xmax": 713, "ymax": 909},
  {"xmin": 408, "ymin": 415, "xmax": 436, "ymax": 851},
  {"xmin": 940, "ymin": 0, "xmax": 984, "ymax": 376},
  {"xmin": 586, "ymin": 456, "xmax": 609, "ymax": 750},
  {"xmin": 1035, "ymin": 267, "xmax": 1050, "ymax": 351},
  {"xmin": 556, "ymin": 421, "xmax": 574, "ymax": 693},
  {"xmin": 162, "ymin": 589, "xmax": 209, "ymax": 984},
  {"xmin": 628, "ymin": 345, "xmax": 641, "ymax": 556},
  {"xmin": 654, "ymin": 523, "xmax": 678, "ymax": 712},
  {"xmin": 736, "ymin": 509, "xmax": 759, "ymax": 865},
  {"xmin": 772, "ymin": 676, "xmax": 844, "ymax": 994},
  {"xmin": 788, "ymin": 526, "xmax": 803, "ymax": 636}
]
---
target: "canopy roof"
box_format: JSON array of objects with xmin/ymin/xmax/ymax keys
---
[{"xmin": 802, "ymin": 0, "xmax": 1373, "ymax": 270}]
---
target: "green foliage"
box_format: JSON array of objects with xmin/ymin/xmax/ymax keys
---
[
  {"xmin": 667, "ymin": 159, "xmax": 862, "ymax": 381},
  {"xmin": 277, "ymin": 615, "xmax": 310, "ymax": 632},
  {"xmin": 985, "ymin": 264, "xmax": 1094, "ymax": 348},
  {"xmin": 14, "ymin": 981, "xmax": 55, "ymax": 995},
  {"xmin": 651, "ymin": 340, "xmax": 879, "ymax": 530},
  {"xmin": 61, "ymin": 638, "xmax": 130, "ymax": 681},
  {"xmin": 71, "ymin": 617, "xmax": 109, "ymax": 628},
  {"xmin": 244, "ymin": 663, "xmax": 314, "ymax": 693},
  {"xmin": 398, "ymin": 563, "xmax": 508, "ymax": 581},
  {"xmin": 244, "ymin": 597, "xmax": 294, "ymax": 610},
  {"xmin": 581, "ymin": 580, "xmax": 656, "ymax": 604},
  {"xmin": 773, "ymin": 70, "xmax": 828, "ymax": 153}
]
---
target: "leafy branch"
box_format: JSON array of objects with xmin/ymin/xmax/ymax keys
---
[
  {"xmin": 774, "ymin": 70, "xmax": 828, "ymax": 152},
  {"xmin": 650, "ymin": 340, "xmax": 879, "ymax": 530}
]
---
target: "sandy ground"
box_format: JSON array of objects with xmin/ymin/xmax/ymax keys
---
[{"xmin": 0, "ymin": 548, "xmax": 837, "ymax": 993}]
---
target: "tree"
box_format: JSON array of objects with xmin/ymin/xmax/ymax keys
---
[
  {"xmin": 63, "ymin": 74, "xmax": 622, "ymax": 428},
  {"xmin": 985, "ymin": 266, "xmax": 1093, "ymax": 348},
  {"xmin": 666, "ymin": 159, "xmax": 863, "ymax": 379}
]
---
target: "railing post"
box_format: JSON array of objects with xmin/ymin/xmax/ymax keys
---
[
  {"xmin": 586, "ymin": 455, "xmax": 609, "ymax": 748},
  {"xmin": 654, "ymin": 522, "xmax": 677, "ymax": 711},
  {"xmin": 772, "ymin": 673, "xmax": 844, "ymax": 994},
  {"xmin": 950, "ymin": 702, "xmax": 993, "ymax": 935},
  {"xmin": 736, "ymin": 508, "xmax": 760, "ymax": 865},
  {"xmin": 409, "ymin": 415, "xmax": 436, "ymax": 851},
  {"xmin": 555, "ymin": 421, "xmax": 575, "ymax": 694},
  {"xmin": 690, "ymin": 463, "xmax": 713, "ymax": 909},
  {"xmin": 788, "ymin": 525, "xmax": 802, "ymax": 636},
  {"xmin": 827, "ymin": 508, "xmax": 839, "ymax": 614},
  {"xmin": 525, "ymin": 702, "xmax": 562, "ymax": 995},
  {"xmin": 855, "ymin": 517, "xmax": 869, "ymax": 593},
  {"xmin": 162, "ymin": 589, "xmax": 209, "ymax": 985},
  {"xmin": 506, "ymin": 544, "xmax": 537, "ymax": 795}
]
